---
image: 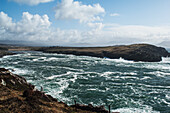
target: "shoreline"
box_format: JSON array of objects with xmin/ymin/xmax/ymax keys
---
[
  {"xmin": 0, "ymin": 43, "xmax": 170, "ymax": 62},
  {"xmin": 0, "ymin": 68, "xmax": 115, "ymax": 113},
  {"xmin": 0, "ymin": 45, "xmax": 169, "ymax": 112}
]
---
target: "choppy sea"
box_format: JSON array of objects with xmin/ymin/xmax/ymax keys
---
[{"xmin": 0, "ymin": 51, "xmax": 170, "ymax": 113}]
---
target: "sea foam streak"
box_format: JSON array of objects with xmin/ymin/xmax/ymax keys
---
[
  {"xmin": 0, "ymin": 51, "xmax": 169, "ymax": 113},
  {"xmin": 112, "ymin": 107, "xmax": 160, "ymax": 113}
]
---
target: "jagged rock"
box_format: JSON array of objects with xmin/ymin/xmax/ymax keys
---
[
  {"xmin": 71, "ymin": 104, "xmax": 108, "ymax": 113},
  {"xmin": 1, "ymin": 79, "xmax": 6, "ymax": 86}
]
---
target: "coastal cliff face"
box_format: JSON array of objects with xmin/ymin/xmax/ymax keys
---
[
  {"xmin": 0, "ymin": 68, "xmax": 110, "ymax": 113},
  {"xmin": 0, "ymin": 43, "xmax": 169, "ymax": 62},
  {"xmin": 0, "ymin": 47, "xmax": 14, "ymax": 58},
  {"xmin": 38, "ymin": 44, "xmax": 170, "ymax": 62}
]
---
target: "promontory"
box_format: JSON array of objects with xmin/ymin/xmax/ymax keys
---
[
  {"xmin": 37, "ymin": 44, "xmax": 170, "ymax": 62},
  {"xmin": 1, "ymin": 43, "xmax": 169, "ymax": 62}
]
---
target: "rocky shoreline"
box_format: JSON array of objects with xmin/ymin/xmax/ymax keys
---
[
  {"xmin": 0, "ymin": 68, "xmax": 116, "ymax": 113},
  {"xmin": 37, "ymin": 44, "xmax": 170, "ymax": 62},
  {"xmin": 0, "ymin": 43, "xmax": 169, "ymax": 62},
  {"xmin": 0, "ymin": 43, "xmax": 169, "ymax": 112}
]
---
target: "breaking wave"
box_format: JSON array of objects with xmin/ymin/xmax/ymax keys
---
[{"xmin": 0, "ymin": 52, "xmax": 170, "ymax": 113}]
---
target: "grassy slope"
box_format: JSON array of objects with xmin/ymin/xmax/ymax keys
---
[{"xmin": 0, "ymin": 68, "xmax": 110, "ymax": 113}]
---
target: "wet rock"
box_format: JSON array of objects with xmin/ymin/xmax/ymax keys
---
[{"xmin": 71, "ymin": 104, "xmax": 108, "ymax": 113}]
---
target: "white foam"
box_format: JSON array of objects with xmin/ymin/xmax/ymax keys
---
[
  {"xmin": 106, "ymin": 57, "xmax": 135, "ymax": 63},
  {"xmin": 144, "ymin": 71, "xmax": 170, "ymax": 77},
  {"xmin": 161, "ymin": 57, "xmax": 170, "ymax": 63},
  {"xmin": 101, "ymin": 71, "xmax": 137, "ymax": 77},
  {"xmin": 7, "ymin": 67, "xmax": 35, "ymax": 75},
  {"xmin": 46, "ymin": 71, "xmax": 72, "ymax": 80},
  {"xmin": 69, "ymin": 74, "xmax": 77, "ymax": 83},
  {"xmin": 165, "ymin": 94, "xmax": 170, "ymax": 100},
  {"xmin": 144, "ymin": 64, "xmax": 170, "ymax": 71},
  {"xmin": 46, "ymin": 57, "xmax": 59, "ymax": 61},
  {"xmin": 87, "ymin": 88, "xmax": 97, "ymax": 91},
  {"xmin": 57, "ymin": 79, "xmax": 69, "ymax": 94},
  {"xmin": 2, "ymin": 55, "xmax": 13, "ymax": 59},
  {"xmin": 141, "ymin": 76, "xmax": 151, "ymax": 80},
  {"xmin": 162, "ymin": 99, "xmax": 170, "ymax": 105},
  {"xmin": 60, "ymin": 66, "xmax": 84, "ymax": 72},
  {"xmin": 138, "ymin": 83, "xmax": 170, "ymax": 89},
  {"xmin": 112, "ymin": 107, "xmax": 160, "ymax": 113},
  {"xmin": 33, "ymin": 59, "xmax": 39, "ymax": 61}
]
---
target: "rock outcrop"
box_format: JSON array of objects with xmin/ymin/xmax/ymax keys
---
[
  {"xmin": 0, "ymin": 43, "xmax": 169, "ymax": 62},
  {"xmin": 0, "ymin": 68, "xmax": 114, "ymax": 113},
  {"xmin": 38, "ymin": 44, "xmax": 170, "ymax": 62}
]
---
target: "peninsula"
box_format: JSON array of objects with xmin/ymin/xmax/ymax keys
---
[
  {"xmin": 0, "ymin": 43, "xmax": 169, "ymax": 62},
  {"xmin": 37, "ymin": 44, "xmax": 170, "ymax": 62}
]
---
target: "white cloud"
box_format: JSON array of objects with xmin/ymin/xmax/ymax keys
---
[
  {"xmin": 54, "ymin": 0, "xmax": 105, "ymax": 23},
  {"xmin": 110, "ymin": 13, "xmax": 120, "ymax": 17},
  {"xmin": 0, "ymin": 11, "xmax": 170, "ymax": 47},
  {"xmin": 0, "ymin": 11, "xmax": 52, "ymax": 41},
  {"xmin": 87, "ymin": 22, "xmax": 104, "ymax": 31},
  {"xmin": 8, "ymin": 0, "xmax": 54, "ymax": 5}
]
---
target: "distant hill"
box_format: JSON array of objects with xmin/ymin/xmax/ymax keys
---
[
  {"xmin": 0, "ymin": 40, "xmax": 47, "ymax": 47},
  {"xmin": 158, "ymin": 41, "xmax": 170, "ymax": 48}
]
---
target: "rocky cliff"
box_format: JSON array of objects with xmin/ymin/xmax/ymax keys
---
[
  {"xmin": 0, "ymin": 68, "xmax": 113, "ymax": 113},
  {"xmin": 38, "ymin": 44, "xmax": 170, "ymax": 62},
  {"xmin": 0, "ymin": 43, "xmax": 169, "ymax": 62}
]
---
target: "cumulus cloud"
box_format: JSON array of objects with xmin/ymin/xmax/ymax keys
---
[
  {"xmin": 0, "ymin": 11, "xmax": 170, "ymax": 47},
  {"xmin": 0, "ymin": 11, "xmax": 52, "ymax": 41},
  {"xmin": 110, "ymin": 13, "xmax": 120, "ymax": 17},
  {"xmin": 54, "ymin": 0, "xmax": 105, "ymax": 23},
  {"xmin": 87, "ymin": 22, "xmax": 104, "ymax": 31},
  {"xmin": 8, "ymin": 0, "xmax": 54, "ymax": 5}
]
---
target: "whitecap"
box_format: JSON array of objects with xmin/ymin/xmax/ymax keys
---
[
  {"xmin": 46, "ymin": 57, "xmax": 59, "ymax": 61},
  {"xmin": 161, "ymin": 57, "xmax": 170, "ymax": 63},
  {"xmin": 33, "ymin": 59, "xmax": 39, "ymax": 61},
  {"xmin": 101, "ymin": 71, "xmax": 137, "ymax": 77},
  {"xmin": 46, "ymin": 71, "xmax": 72, "ymax": 80},
  {"xmin": 69, "ymin": 74, "xmax": 77, "ymax": 83},
  {"xmin": 106, "ymin": 57, "xmax": 135, "ymax": 63},
  {"xmin": 87, "ymin": 88, "xmax": 97, "ymax": 91},
  {"xmin": 112, "ymin": 107, "xmax": 160, "ymax": 113},
  {"xmin": 2, "ymin": 55, "xmax": 13, "ymax": 59},
  {"xmin": 57, "ymin": 79, "xmax": 69, "ymax": 94},
  {"xmin": 162, "ymin": 99, "xmax": 170, "ymax": 105},
  {"xmin": 144, "ymin": 64, "xmax": 170, "ymax": 71},
  {"xmin": 12, "ymin": 68, "xmax": 34, "ymax": 75},
  {"xmin": 144, "ymin": 71, "xmax": 170, "ymax": 77}
]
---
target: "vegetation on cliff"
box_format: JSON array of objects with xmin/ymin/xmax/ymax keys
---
[
  {"xmin": 0, "ymin": 68, "xmax": 111, "ymax": 113},
  {"xmin": 37, "ymin": 44, "xmax": 170, "ymax": 62},
  {"xmin": 0, "ymin": 43, "xmax": 169, "ymax": 62}
]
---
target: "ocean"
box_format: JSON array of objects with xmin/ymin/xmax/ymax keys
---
[{"xmin": 0, "ymin": 51, "xmax": 170, "ymax": 113}]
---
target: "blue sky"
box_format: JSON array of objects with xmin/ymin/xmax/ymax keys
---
[{"xmin": 0, "ymin": 0, "xmax": 170, "ymax": 47}]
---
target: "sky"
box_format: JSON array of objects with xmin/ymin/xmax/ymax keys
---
[{"xmin": 0, "ymin": 0, "xmax": 170, "ymax": 47}]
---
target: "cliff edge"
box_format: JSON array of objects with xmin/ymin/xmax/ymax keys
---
[{"xmin": 0, "ymin": 68, "xmax": 114, "ymax": 113}]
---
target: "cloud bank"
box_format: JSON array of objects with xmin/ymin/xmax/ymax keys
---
[
  {"xmin": 0, "ymin": 11, "xmax": 52, "ymax": 41},
  {"xmin": 8, "ymin": 0, "xmax": 54, "ymax": 5},
  {"xmin": 54, "ymin": 0, "xmax": 105, "ymax": 23},
  {"xmin": 0, "ymin": 11, "xmax": 170, "ymax": 47}
]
